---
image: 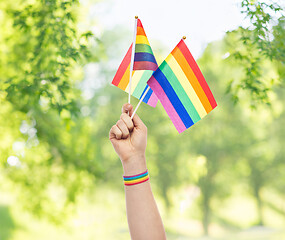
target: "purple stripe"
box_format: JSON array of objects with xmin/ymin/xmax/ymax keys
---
[
  {"xmin": 123, "ymin": 169, "xmax": 148, "ymax": 178},
  {"xmin": 147, "ymin": 76, "xmax": 186, "ymax": 133},
  {"xmin": 147, "ymin": 92, "xmax": 158, "ymax": 107}
]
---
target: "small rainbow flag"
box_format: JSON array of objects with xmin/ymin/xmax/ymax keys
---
[
  {"xmin": 147, "ymin": 39, "xmax": 217, "ymax": 133},
  {"xmin": 112, "ymin": 18, "xmax": 158, "ymax": 107}
]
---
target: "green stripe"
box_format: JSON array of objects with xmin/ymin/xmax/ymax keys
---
[
  {"xmin": 132, "ymin": 71, "xmax": 153, "ymax": 99},
  {"xmin": 159, "ymin": 62, "xmax": 201, "ymax": 123},
  {"xmin": 135, "ymin": 44, "xmax": 153, "ymax": 54}
]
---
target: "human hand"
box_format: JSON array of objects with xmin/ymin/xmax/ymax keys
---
[{"xmin": 109, "ymin": 103, "xmax": 147, "ymax": 174}]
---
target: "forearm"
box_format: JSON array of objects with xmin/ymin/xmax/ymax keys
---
[
  {"xmin": 110, "ymin": 104, "xmax": 166, "ymax": 239},
  {"xmin": 123, "ymin": 155, "xmax": 167, "ymax": 240}
]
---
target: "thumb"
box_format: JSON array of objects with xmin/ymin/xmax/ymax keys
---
[{"xmin": 122, "ymin": 103, "xmax": 134, "ymax": 117}]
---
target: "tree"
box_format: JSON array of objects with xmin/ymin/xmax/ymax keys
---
[
  {"xmin": 226, "ymin": 0, "xmax": 285, "ymax": 107},
  {"xmin": 0, "ymin": 0, "xmax": 97, "ymax": 222}
]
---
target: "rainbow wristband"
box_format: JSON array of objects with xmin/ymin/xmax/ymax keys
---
[{"xmin": 123, "ymin": 169, "xmax": 149, "ymax": 186}]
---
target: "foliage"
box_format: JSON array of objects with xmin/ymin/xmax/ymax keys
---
[
  {"xmin": 226, "ymin": 0, "xmax": 285, "ymax": 107},
  {"xmin": 0, "ymin": 0, "xmax": 92, "ymax": 113},
  {"xmin": 0, "ymin": 0, "xmax": 98, "ymax": 222}
]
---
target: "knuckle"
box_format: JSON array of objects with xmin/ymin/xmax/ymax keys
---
[
  {"xmin": 120, "ymin": 113, "xmax": 127, "ymax": 119},
  {"xmin": 116, "ymin": 128, "xmax": 122, "ymax": 135},
  {"xmin": 123, "ymin": 133, "xmax": 129, "ymax": 139},
  {"xmin": 110, "ymin": 125, "xmax": 115, "ymax": 133}
]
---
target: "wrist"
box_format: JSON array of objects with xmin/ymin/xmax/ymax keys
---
[{"xmin": 121, "ymin": 154, "xmax": 147, "ymax": 176}]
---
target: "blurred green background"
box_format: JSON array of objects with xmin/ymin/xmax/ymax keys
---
[{"xmin": 0, "ymin": 0, "xmax": 285, "ymax": 239}]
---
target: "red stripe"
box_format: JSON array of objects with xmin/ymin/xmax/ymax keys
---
[
  {"xmin": 177, "ymin": 39, "xmax": 217, "ymax": 109},
  {"xmin": 133, "ymin": 61, "xmax": 158, "ymax": 71},
  {"xmin": 137, "ymin": 18, "xmax": 143, "ymax": 28},
  {"xmin": 112, "ymin": 44, "xmax": 132, "ymax": 86},
  {"xmin": 124, "ymin": 177, "xmax": 149, "ymax": 186}
]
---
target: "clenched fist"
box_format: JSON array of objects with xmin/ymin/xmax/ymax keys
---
[{"xmin": 109, "ymin": 104, "xmax": 147, "ymax": 175}]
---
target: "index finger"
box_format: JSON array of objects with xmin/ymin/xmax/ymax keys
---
[{"xmin": 121, "ymin": 103, "xmax": 134, "ymax": 116}]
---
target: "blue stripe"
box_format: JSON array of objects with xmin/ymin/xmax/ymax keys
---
[
  {"xmin": 134, "ymin": 52, "xmax": 157, "ymax": 64},
  {"xmin": 124, "ymin": 172, "xmax": 148, "ymax": 180},
  {"xmin": 140, "ymin": 85, "xmax": 152, "ymax": 103},
  {"xmin": 143, "ymin": 88, "xmax": 153, "ymax": 103},
  {"xmin": 153, "ymin": 68, "xmax": 194, "ymax": 128}
]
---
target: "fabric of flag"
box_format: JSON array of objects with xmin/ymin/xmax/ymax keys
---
[
  {"xmin": 147, "ymin": 39, "xmax": 217, "ymax": 133},
  {"xmin": 112, "ymin": 18, "xmax": 158, "ymax": 107}
]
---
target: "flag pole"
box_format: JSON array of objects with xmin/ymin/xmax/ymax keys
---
[
  {"xmin": 128, "ymin": 16, "xmax": 138, "ymax": 104},
  {"xmin": 131, "ymin": 86, "xmax": 150, "ymax": 119}
]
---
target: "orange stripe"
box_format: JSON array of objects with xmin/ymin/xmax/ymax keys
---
[
  {"xmin": 117, "ymin": 64, "xmax": 130, "ymax": 90},
  {"xmin": 137, "ymin": 27, "xmax": 146, "ymax": 36},
  {"xmin": 171, "ymin": 48, "xmax": 212, "ymax": 113}
]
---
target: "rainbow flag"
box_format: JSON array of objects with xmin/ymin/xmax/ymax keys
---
[
  {"xmin": 112, "ymin": 18, "xmax": 158, "ymax": 107},
  {"xmin": 147, "ymin": 39, "xmax": 217, "ymax": 133}
]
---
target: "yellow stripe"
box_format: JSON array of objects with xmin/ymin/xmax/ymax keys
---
[
  {"xmin": 136, "ymin": 35, "xmax": 149, "ymax": 45},
  {"xmin": 165, "ymin": 54, "xmax": 207, "ymax": 118},
  {"xmin": 124, "ymin": 175, "xmax": 149, "ymax": 184},
  {"xmin": 172, "ymin": 47, "xmax": 212, "ymax": 113},
  {"xmin": 124, "ymin": 70, "xmax": 145, "ymax": 93}
]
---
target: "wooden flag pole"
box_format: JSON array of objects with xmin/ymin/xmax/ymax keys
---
[
  {"xmin": 128, "ymin": 16, "xmax": 138, "ymax": 104},
  {"xmin": 131, "ymin": 86, "xmax": 150, "ymax": 119}
]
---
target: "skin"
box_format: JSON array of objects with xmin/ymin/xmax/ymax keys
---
[{"xmin": 109, "ymin": 103, "xmax": 167, "ymax": 240}]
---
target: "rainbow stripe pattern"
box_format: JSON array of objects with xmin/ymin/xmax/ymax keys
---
[
  {"xmin": 123, "ymin": 169, "xmax": 149, "ymax": 186},
  {"xmin": 147, "ymin": 39, "xmax": 217, "ymax": 133},
  {"xmin": 112, "ymin": 18, "xmax": 158, "ymax": 107}
]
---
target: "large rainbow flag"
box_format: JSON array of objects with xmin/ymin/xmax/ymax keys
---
[
  {"xmin": 147, "ymin": 38, "xmax": 217, "ymax": 133},
  {"xmin": 112, "ymin": 18, "xmax": 158, "ymax": 107}
]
